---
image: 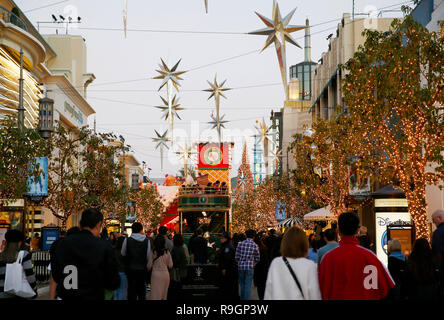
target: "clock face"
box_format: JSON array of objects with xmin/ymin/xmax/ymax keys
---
[{"xmin": 204, "ymin": 147, "xmax": 223, "ymax": 165}]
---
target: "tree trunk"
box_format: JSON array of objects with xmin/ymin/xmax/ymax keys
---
[
  {"xmin": 61, "ymin": 217, "xmax": 67, "ymax": 232},
  {"xmin": 405, "ymin": 186, "xmax": 430, "ymax": 242}
]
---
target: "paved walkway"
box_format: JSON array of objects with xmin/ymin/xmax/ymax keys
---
[{"xmin": 36, "ymin": 283, "xmax": 259, "ymax": 300}]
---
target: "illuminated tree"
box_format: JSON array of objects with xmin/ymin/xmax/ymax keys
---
[
  {"xmin": 43, "ymin": 124, "xmax": 90, "ymax": 231},
  {"xmin": 129, "ymin": 185, "xmax": 164, "ymax": 230},
  {"xmin": 232, "ymin": 141, "xmax": 255, "ymax": 233},
  {"xmin": 289, "ymin": 116, "xmax": 355, "ymax": 215},
  {"xmin": 342, "ymin": 13, "xmax": 444, "ymax": 240},
  {"xmin": 254, "ymin": 175, "xmax": 312, "ymax": 229},
  {"xmin": 81, "ymin": 132, "xmax": 128, "ymax": 218}
]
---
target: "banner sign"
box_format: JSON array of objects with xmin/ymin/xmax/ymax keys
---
[
  {"xmin": 375, "ymin": 212, "xmax": 410, "ymax": 267},
  {"xmin": 42, "ymin": 227, "xmax": 59, "ymax": 251},
  {"xmin": 126, "ymin": 201, "xmax": 137, "ymax": 222},
  {"xmin": 276, "ymin": 201, "xmax": 286, "ymax": 221},
  {"xmin": 26, "ymin": 157, "xmax": 49, "ymax": 197},
  {"xmin": 198, "ymin": 143, "xmax": 229, "ymax": 170}
]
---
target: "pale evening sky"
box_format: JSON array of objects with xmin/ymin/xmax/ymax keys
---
[{"xmin": 16, "ymin": 0, "xmax": 411, "ymax": 178}]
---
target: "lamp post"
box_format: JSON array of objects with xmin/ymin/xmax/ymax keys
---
[
  {"xmin": 18, "ymin": 45, "xmax": 54, "ymax": 235},
  {"xmin": 119, "ymin": 135, "xmax": 126, "ymax": 233}
]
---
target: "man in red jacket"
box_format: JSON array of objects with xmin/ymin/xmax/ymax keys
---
[{"xmin": 319, "ymin": 211, "xmax": 394, "ymax": 300}]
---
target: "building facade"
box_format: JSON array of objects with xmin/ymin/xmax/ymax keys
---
[
  {"xmin": 310, "ymin": 13, "xmax": 394, "ymax": 121},
  {"xmin": 281, "ymin": 19, "xmax": 315, "ymax": 172}
]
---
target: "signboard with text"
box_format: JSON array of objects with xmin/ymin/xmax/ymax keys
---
[
  {"xmin": 375, "ymin": 212, "xmax": 410, "ymax": 267},
  {"xmin": 42, "ymin": 227, "xmax": 59, "ymax": 251}
]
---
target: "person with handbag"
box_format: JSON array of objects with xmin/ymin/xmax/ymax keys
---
[
  {"xmin": 0, "ymin": 229, "xmax": 37, "ymax": 299},
  {"xmin": 147, "ymin": 235, "xmax": 173, "ymax": 300},
  {"xmin": 168, "ymin": 234, "xmax": 188, "ymax": 300},
  {"xmin": 264, "ymin": 227, "xmax": 321, "ymax": 300}
]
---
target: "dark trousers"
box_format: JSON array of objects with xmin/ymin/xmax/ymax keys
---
[{"xmin": 127, "ymin": 270, "xmax": 147, "ymax": 300}]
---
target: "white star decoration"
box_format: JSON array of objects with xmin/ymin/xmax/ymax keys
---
[{"xmin": 249, "ymin": 0, "xmax": 305, "ymax": 100}]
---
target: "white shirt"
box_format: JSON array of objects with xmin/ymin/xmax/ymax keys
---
[{"xmin": 264, "ymin": 256, "xmax": 322, "ymax": 300}]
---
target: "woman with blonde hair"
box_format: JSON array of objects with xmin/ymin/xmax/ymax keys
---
[{"xmin": 264, "ymin": 227, "xmax": 321, "ymax": 300}]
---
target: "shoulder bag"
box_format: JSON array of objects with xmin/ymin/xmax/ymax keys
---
[{"xmin": 282, "ymin": 256, "xmax": 305, "ymax": 299}]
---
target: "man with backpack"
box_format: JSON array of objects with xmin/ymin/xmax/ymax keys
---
[{"xmin": 121, "ymin": 222, "xmax": 151, "ymax": 300}]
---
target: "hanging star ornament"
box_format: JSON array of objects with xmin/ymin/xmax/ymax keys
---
[
  {"xmin": 155, "ymin": 95, "xmax": 184, "ymax": 121},
  {"xmin": 208, "ymin": 114, "xmax": 229, "ymax": 143},
  {"xmin": 175, "ymin": 141, "xmax": 196, "ymax": 177},
  {"xmin": 255, "ymin": 118, "xmax": 275, "ymax": 172},
  {"xmin": 255, "ymin": 118, "xmax": 275, "ymax": 146},
  {"xmin": 152, "ymin": 129, "xmax": 170, "ymax": 172},
  {"xmin": 122, "ymin": 0, "xmax": 127, "ymax": 38},
  {"xmin": 249, "ymin": 0, "xmax": 305, "ymax": 100},
  {"xmin": 153, "ymin": 58, "xmax": 187, "ymax": 145},
  {"xmin": 203, "ymin": 75, "xmax": 231, "ymax": 144}
]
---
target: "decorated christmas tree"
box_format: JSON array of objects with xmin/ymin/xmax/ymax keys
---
[{"xmin": 232, "ymin": 141, "xmax": 256, "ymax": 233}]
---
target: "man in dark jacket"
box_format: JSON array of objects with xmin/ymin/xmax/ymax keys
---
[
  {"xmin": 218, "ymin": 232, "xmax": 238, "ymax": 300},
  {"xmin": 189, "ymin": 229, "xmax": 208, "ymax": 264},
  {"xmin": 51, "ymin": 208, "xmax": 120, "ymax": 300},
  {"xmin": 121, "ymin": 222, "xmax": 151, "ymax": 300}
]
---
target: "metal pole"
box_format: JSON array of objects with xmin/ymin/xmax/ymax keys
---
[
  {"xmin": 352, "ymin": 0, "xmax": 355, "ymax": 20},
  {"xmin": 121, "ymin": 140, "xmax": 126, "ymax": 233},
  {"xmin": 18, "ymin": 45, "xmax": 25, "ymax": 132}
]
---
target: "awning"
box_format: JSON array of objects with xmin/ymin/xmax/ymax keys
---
[
  {"xmin": 309, "ymin": 69, "xmax": 338, "ymax": 113},
  {"xmin": 303, "ymin": 206, "xmax": 337, "ymax": 221},
  {"xmin": 160, "ymin": 215, "xmax": 179, "ymax": 227},
  {"xmin": 277, "ymin": 216, "xmax": 303, "ymax": 228}
]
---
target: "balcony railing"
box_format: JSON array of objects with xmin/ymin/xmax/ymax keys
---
[
  {"xmin": 179, "ymin": 186, "xmax": 229, "ymax": 196},
  {"xmin": 0, "ymin": 6, "xmax": 28, "ymax": 31}
]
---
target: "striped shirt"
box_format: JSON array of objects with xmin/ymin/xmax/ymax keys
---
[{"xmin": 0, "ymin": 250, "xmax": 37, "ymax": 299}]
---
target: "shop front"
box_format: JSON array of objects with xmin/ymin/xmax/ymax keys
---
[{"xmin": 372, "ymin": 185, "xmax": 411, "ymax": 267}]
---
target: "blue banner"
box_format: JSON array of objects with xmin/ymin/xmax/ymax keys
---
[
  {"xmin": 276, "ymin": 201, "xmax": 286, "ymax": 221},
  {"xmin": 26, "ymin": 157, "xmax": 48, "ymax": 197},
  {"xmin": 42, "ymin": 228, "xmax": 59, "ymax": 251},
  {"xmin": 126, "ymin": 201, "xmax": 137, "ymax": 222}
]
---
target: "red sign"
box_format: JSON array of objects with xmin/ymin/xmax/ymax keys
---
[{"xmin": 198, "ymin": 143, "xmax": 229, "ymax": 169}]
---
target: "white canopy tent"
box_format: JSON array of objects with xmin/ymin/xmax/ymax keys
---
[
  {"xmin": 303, "ymin": 205, "xmax": 337, "ymax": 221},
  {"xmin": 277, "ymin": 216, "xmax": 303, "ymax": 228}
]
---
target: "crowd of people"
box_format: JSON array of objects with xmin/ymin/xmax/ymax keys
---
[{"xmin": 0, "ymin": 207, "xmax": 444, "ymax": 300}]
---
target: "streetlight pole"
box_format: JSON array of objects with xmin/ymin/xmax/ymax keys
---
[
  {"xmin": 18, "ymin": 45, "xmax": 25, "ymax": 132},
  {"xmin": 120, "ymin": 136, "xmax": 126, "ymax": 233}
]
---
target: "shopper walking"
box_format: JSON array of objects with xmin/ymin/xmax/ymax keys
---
[
  {"xmin": 264, "ymin": 227, "xmax": 321, "ymax": 300},
  {"xmin": 387, "ymin": 239, "xmax": 406, "ymax": 300},
  {"xmin": 0, "ymin": 230, "xmax": 37, "ymax": 299},
  {"xmin": 218, "ymin": 232, "xmax": 239, "ymax": 300},
  {"xmin": 254, "ymin": 232, "xmax": 270, "ymax": 300},
  {"xmin": 188, "ymin": 229, "xmax": 208, "ymax": 264},
  {"xmin": 169, "ymin": 234, "xmax": 188, "ymax": 300},
  {"xmin": 319, "ymin": 211, "xmax": 394, "ymax": 300},
  {"xmin": 235, "ymin": 229, "xmax": 260, "ymax": 300},
  {"xmin": 158, "ymin": 226, "xmax": 174, "ymax": 252},
  {"xmin": 403, "ymin": 238, "xmax": 440, "ymax": 300},
  {"xmin": 148, "ymin": 235, "xmax": 173, "ymax": 300},
  {"xmin": 113, "ymin": 235, "xmax": 128, "ymax": 300},
  {"xmin": 317, "ymin": 229, "xmax": 339, "ymax": 264},
  {"xmin": 431, "ymin": 209, "xmax": 444, "ymax": 297},
  {"xmin": 121, "ymin": 222, "xmax": 151, "ymax": 300},
  {"xmin": 50, "ymin": 208, "xmax": 121, "ymax": 300}
]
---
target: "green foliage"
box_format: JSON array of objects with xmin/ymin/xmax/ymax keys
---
[
  {"xmin": 0, "ymin": 117, "xmax": 48, "ymax": 203},
  {"xmin": 130, "ymin": 186, "xmax": 164, "ymax": 230}
]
